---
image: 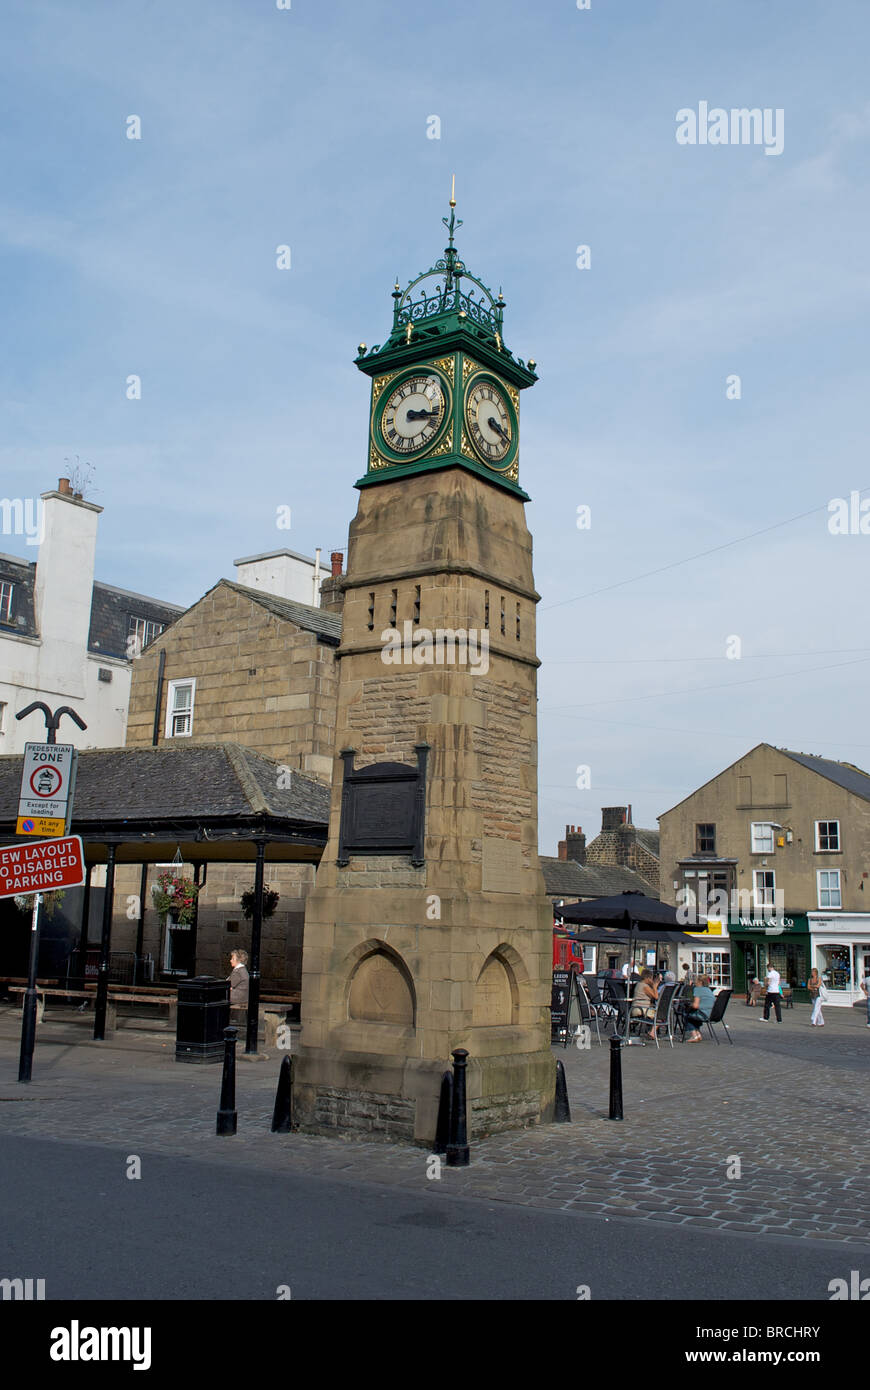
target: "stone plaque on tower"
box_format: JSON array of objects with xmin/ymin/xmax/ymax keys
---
[{"xmin": 293, "ymin": 190, "xmax": 555, "ymax": 1143}]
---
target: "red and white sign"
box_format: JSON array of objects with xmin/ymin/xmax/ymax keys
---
[{"xmin": 0, "ymin": 835, "xmax": 86, "ymax": 899}]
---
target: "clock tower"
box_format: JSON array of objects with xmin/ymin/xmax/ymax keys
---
[{"xmin": 293, "ymin": 192, "xmax": 555, "ymax": 1143}]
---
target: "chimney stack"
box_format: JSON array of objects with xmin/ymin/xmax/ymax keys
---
[
  {"xmin": 558, "ymin": 824, "xmax": 586, "ymax": 864},
  {"xmin": 57, "ymin": 477, "xmax": 72, "ymax": 496},
  {"xmin": 330, "ymin": 550, "xmax": 343, "ymax": 577},
  {"xmin": 318, "ymin": 551, "xmax": 345, "ymax": 616},
  {"xmin": 601, "ymin": 807, "xmax": 628, "ymax": 832}
]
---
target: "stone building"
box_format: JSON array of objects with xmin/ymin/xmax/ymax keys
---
[
  {"xmin": 659, "ymin": 743, "xmax": 870, "ymax": 1004},
  {"xmin": 580, "ymin": 808, "xmax": 661, "ymax": 894},
  {"xmin": 118, "ymin": 567, "xmax": 342, "ymax": 989}
]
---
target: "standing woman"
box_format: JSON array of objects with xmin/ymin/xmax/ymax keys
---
[{"xmin": 808, "ymin": 967, "xmax": 825, "ymax": 1026}]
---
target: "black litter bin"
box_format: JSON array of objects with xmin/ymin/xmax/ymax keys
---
[{"xmin": 175, "ymin": 976, "xmax": 230, "ymax": 1063}]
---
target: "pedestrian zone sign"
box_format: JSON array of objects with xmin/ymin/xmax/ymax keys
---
[
  {"xmin": 0, "ymin": 836, "xmax": 86, "ymax": 900},
  {"xmin": 16, "ymin": 742, "xmax": 78, "ymax": 837}
]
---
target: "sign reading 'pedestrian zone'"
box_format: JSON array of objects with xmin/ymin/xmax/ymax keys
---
[
  {"xmin": 16, "ymin": 742, "xmax": 78, "ymax": 837},
  {"xmin": 0, "ymin": 836, "xmax": 86, "ymax": 899}
]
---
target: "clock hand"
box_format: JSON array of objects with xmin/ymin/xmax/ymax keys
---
[
  {"xmin": 487, "ymin": 416, "xmax": 509, "ymax": 441},
  {"xmin": 406, "ymin": 408, "xmax": 439, "ymax": 421}
]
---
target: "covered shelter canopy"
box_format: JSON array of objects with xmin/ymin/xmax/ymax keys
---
[{"xmin": 0, "ymin": 742, "xmax": 330, "ymax": 863}]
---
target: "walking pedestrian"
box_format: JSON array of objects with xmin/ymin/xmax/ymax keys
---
[
  {"xmin": 860, "ymin": 968, "xmax": 870, "ymax": 1027},
  {"xmin": 808, "ymin": 967, "xmax": 825, "ymax": 1026},
  {"xmin": 758, "ymin": 962, "xmax": 783, "ymax": 1022}
]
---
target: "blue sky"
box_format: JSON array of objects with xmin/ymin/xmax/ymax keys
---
[{"xmin": 3, "ymin": 0, "xmax": 870, "ymax": 853}]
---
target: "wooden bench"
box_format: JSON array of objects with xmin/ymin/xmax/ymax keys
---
[{"xmin": 8, "ymin": 984, "xmax": 177, "ymax": 1031}]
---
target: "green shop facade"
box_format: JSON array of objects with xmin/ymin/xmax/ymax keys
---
[{"xmin": 728, "ymin": 913, "xmax": 811, "ymax": 1002}]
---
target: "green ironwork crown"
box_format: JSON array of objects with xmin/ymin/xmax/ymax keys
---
[{"xmin": 355, "ymin": 190, "xmax": 535, "ymax": 376}]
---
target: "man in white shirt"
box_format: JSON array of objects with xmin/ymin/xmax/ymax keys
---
[{"xmin": 759, "ymin": 964, "xmax": 782, "ymax": 1023}]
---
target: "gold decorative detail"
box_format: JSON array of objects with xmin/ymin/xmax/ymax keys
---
[
  {"xmin": 369, "ymin": 444, "xmax": 391, "ymax": 471},
  {"xmin": 461, "ymin": 355, "xmax": 479, "ymax": 385},
  {"xmin": 428, "ymin": 425, "xmax": 454, "ymax": 458},
  {"xmin": 460, "ymin": 429, "xmax": 475, "ymax": 460},
  {"xmin": 505, "ymin": 382, "xmax": 519, "ymax": 410},
  {"xmin": 432, "ymin": 355, "xmax": 455, "ymax": 385},
  {"xmin": 405, "ymin": 321, "xmax": 414, "ymax": 344},
  {"xmin": 505, "ymin": 457, "xmax": 519, "ymax": 481},
  {"xmin": 371, "ymin": 371, "xmax": 398, "ymax": 407}
]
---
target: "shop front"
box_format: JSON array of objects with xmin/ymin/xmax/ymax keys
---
[
  {"xmin": 677, "ymin": 921, "xmax": 732, "ymax": 989},
  {"xmin": 807, "ymin": 913, "xmax": 870, "ymax": 1007},
  {"xmin": 727, "ymin": 913, "xmax": 811, "ymax": 1003}
]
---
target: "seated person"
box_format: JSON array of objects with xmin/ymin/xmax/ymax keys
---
[
  {"xmin": 684, "ymin": 974, "xmax": 716, "ymax": 1042},
  {"xmin": 747, "ymin": 977, "xmax": 763, "ymax": 1007},
  {"xmin": 630, "ymin": 968, "xmax": 659, "ymax": 1040}
]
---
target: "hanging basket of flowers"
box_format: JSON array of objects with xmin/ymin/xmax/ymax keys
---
[
  {"xmin": 240, "ymin": 885, "xmax": 280, "ymax": 920},
  {"xmin": 151, "ymin": 869, "xmax": 199, "ymax": 925},
  {"xmin": 13, "ymin": 889, "xmax": 66, "ymax": 919}
]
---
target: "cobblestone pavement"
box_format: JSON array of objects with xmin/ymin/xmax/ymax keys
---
[{"xmin": 1, "ymin": 999, "xmax": 869, "ymax": 1247}]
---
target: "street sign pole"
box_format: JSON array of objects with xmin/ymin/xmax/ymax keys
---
[{"xmin": 18, "ymin": 892, "xmax": 43, "ymax": 1084}]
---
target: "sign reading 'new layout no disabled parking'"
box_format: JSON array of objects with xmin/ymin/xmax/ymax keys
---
[
  {"xmin": 16, "ymin": 742, "xmax": 78, "ymax": 836},
  {"xmin": 0, "ymin": 835, "xmax": 86, "ymax": 899}
]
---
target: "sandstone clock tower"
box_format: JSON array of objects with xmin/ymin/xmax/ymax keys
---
[{"xmin": 294, "ymin": 193, "xmax": 555, "ymax": 1142}]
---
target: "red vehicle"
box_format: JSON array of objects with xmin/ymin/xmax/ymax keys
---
[{"xmin": 553, "ymin": 923, "xmax": 586, "ymax": 974}]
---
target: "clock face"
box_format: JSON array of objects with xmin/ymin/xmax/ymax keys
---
[
  {"xmin": 379, "ymin": 373, "xmax": 447, "ymax": 456},
  {"xmin": 464, "ymin": 377, "xmax": 513, "ymax": 465}
]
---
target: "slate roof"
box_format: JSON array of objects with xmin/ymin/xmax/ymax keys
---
[
  {"xmin": 0, "ymin": 743, "xmax": 330, "ymax": 829},
  {"xmin": 541, "ymin": 857, "xmax": 657, "ymax": 900},
  {"xmin": 634, "ymin": 828, "xmax": 660, "ymax": 858},
  {"xmin": 216, "ymin": 580, "xmax": 341, "ymax": 646},
  {"xmin": 0, "ymin": 553, "xmax": 37, "ymax": 638},
  {"xmin": 88, "ymin": 582, "xmax": 185, "ymax": 660},
  {"xmin": 779, "ymin": 749, "xmax": 870, "ymax": 804},
  {"xmin": 0, "ymin": 551, "xmax": 182, "ymax": 656}
]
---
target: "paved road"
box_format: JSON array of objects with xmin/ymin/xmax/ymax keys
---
[
  {"xmin": 2, "ymin": 1134, "xmax": 867, "ymax": 1301},
  {"xmin": 1, "ymin": 1000, "xmax": 867, "ymax": 1253}
]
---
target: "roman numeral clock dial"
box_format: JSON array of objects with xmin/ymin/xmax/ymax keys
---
[
  {"xmin": 376, "ymin": 372, "xmax": 448, "ymax": 457},
  {"xmin": 464, "ymin": 376, "xmax": 515, "ymax": 469}
]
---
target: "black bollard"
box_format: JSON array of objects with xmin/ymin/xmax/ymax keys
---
[
  {"xmin": 554, "ymin": 1058, "xmax": 571, "ymax": 1122},
  {"xmin": 216, "ymin": 1025, "xmax": 238, "ymax": 1136},
  {"xmin": 446, "ymin": 1048, "xmax": 470, "ymax": 1167},
  {"xmin": 433, "ymin": 1070, "xmax": 453, "ymax": 1154},
  {"xmin": 608, "ymin": 1035, "xmax": 624, "ymax": 1120},
  {"xmin": 270, "ymin": 1055, "xmax": 293, "ymax": 1133}
]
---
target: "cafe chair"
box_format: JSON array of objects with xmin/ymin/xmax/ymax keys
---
[{"xmin": 703, "ymin": 988, "xmax": 734, "ymax": 1045}]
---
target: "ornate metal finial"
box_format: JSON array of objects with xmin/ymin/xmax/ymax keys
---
[{"xmin": 441, "ymin": 176, "xmax": 463, "ymax": 295}]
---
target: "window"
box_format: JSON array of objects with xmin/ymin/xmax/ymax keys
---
[
  {"xmin": 753, "ymin": 870, "xmax": 776, "ymax": 909},
  {"xmin": 750, "ymin": 822, "xmax": 775, "ymax": 853},
  {"xmin": 413, "ymin": 585, "xmax": 421, "ymax": 624},
  {"xmin": 0, "ymin": 581, "xmax": 12, "ymax": 622},
  {"xmin": 484, "ymin": 590, "xmax": 490, "ymax": 627},
  {"xmin": 389, "ymin": 589, "xmax": 397, "ymax": 626},
  {"xmin": 696, "ymin": 823, "xmax": 716, "ymax": 854},
  {"xmin": 165, "ymin": 679, "xmax": 195, "ymax": 737},
  {"xmin": 815, "ymin": 820, "xmax": 840, "ymax": 852},
  {"xmin": 515, "ymin": 601, "xmax": 521, "ymax": 641},
  {"xmin": 127, "ymin": 615, "xmax": 165, "ymax": 654},
  {"xmin": 367, "ymin": 593, "xmax": 374, "ymax": 631},
  {"xmin": 0, "ymin": 701, "xmax": 6, "ymax": 734},
  {"xmin": 500, "ymin": 596, "xmax": 505, "ymax": 636},
  {"xmin": 817, "ymin": 869, "xmax": 842, "ymax": 909},
  {"xmin": 691, "ymin": 950, "xmax": 731, "ymax": 988}
]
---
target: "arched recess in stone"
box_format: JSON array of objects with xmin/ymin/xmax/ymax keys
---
[
  {"xmin": 347, "ymin": 941, "xmax": 416, "ymax": 1026},
  {"xmin": 472, "ymin": 949, "xmax": 520, "ymax": 1026}
]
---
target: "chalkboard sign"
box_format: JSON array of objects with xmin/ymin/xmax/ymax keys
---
[{"xmin": 551, "ymin": 969, "xmax": 570, "ymax": 1042}]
